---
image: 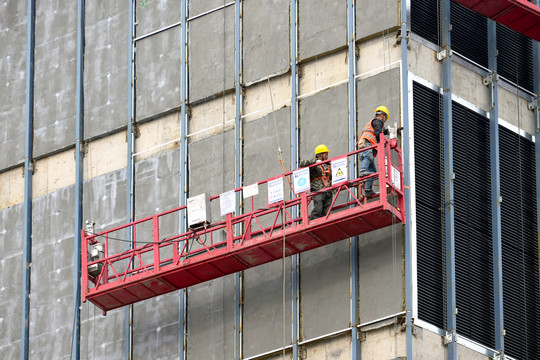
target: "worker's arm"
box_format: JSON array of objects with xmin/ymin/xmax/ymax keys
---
[
  {"xmin": 299, "ymin": 158, "xmax": 315, "ymax": 168},
  {"xmin": 372, "ymin": 118, "xmax": 385, "ymax": 140}
]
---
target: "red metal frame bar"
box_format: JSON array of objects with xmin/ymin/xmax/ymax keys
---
[{"xmin": 82, "ymin": 136, "xmax": 405, "ymax": 311}]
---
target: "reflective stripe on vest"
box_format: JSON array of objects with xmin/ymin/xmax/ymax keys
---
[{"xmin": 360, "ymin": 118, "xmax": 377, "ymax": 145}]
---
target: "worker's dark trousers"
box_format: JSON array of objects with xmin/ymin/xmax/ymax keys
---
[{"xmin": 309, "ymin": 191, "xmax": 333, "ymax": 220}]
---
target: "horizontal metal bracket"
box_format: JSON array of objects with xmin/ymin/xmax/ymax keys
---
[
  {"xmin": 437, "ymin": 48, "xmax": 452, "ymax": 61},
  {"xmin": 443, "ymin": 331, "xmax": 456, "ymax": 345},
  {"xmin": 482, "ymin": 72, "xmax": 499, "ymax": 86},
  {"xmin": 528, "ymin": 100, "xmax": 538, "ymax": 111},
  {"xmin": 492, "ymin": 354, "xmax": 505, "ymax": 360},
  {"xmin": 396, "ymin": 29, "xmax": 410, "ymax": 45}
]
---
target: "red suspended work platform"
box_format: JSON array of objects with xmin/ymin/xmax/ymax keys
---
[
  {"xmin": 452, "ymin": 0, "xmax": 540, "ymax": 41},
  {"xmin": 82, "ymin": 136, "xmax": 405, "ymax": 312}
]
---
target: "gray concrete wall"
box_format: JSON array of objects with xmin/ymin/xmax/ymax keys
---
[
  {"xmin": 33, "ymin": 0, "xmax": 77, "ymax": 157},
  {"xmin": 356, "ymin": 0, "xmax": 400, "ymax": 40},
  {"xmin": 189, "ymin": 6, "xmax": 235, "ymax": 101},
  {"xmin": 243, "ymin": 0, "xmax": 290, "ymax": 84},
  {"xmin": 27, "ymin": 186, "xmax": 75, "ymax": 359},
  {"xmin": 0, "ymin": 1, "xmax": 27, "ymax": 169},
  {"xmin": 299, "ymin": 0, "xmax": 347, "ymax": 61},
  {"xmin": 80, "ymin": 169, "xmax": 129, "ymax": 359},
  {"xmin": 136, "ymin": 26, "xmax": 181, "ymax": 120},
  {"xmin": 0, "ymin": 203, "xmax": 24, "ymax": 359},
  {"xmin": 357, "ymin": 68, "xmax": 401, "ymax": 129},
  {"xmin": 84, "ymin": 1, "xmax": 129, "ymax": 139},
  {"xmin": 132, "ymin": 150, "xmax": 181, "ymax": 358}
]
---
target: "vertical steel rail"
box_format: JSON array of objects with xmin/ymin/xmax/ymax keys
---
[
  {"xmin": 534, "ymin": 0, "xmax": 540, "ymax": 293},
  {"xmin": 234, "ymin": 1, "xmax": 244, "ymax": 359},
  {"xmin": 441, "ymin": 1, "xmax": 457, "ymax": 358},
  {"xmin": 487, "ymin": 19, "xmax": 505, "ymax": 358},
  {"xmin": 347, "ymin": 1, "xmax": 361, "ymax": 359},
  {"xmin": 179, "ymin": 0, "xmax": 189, "ymax": 359},
  {"xmin": 401, "ymin": 1, "xmax": 413, "ymax": 359},
  {"xmin": 290, "ymin": 0, "xmax": 300, "ymax": 358},
  {"xmin": 125, "ymin": 0, "xmax": 136, "ymax": 358},
  {"xmin": 21, "ymin": 1, "xmax": 36, "ymax": 359},
  {"xmin": 72, "ymin": 0, "xmax": 85, "ymax": 359}
]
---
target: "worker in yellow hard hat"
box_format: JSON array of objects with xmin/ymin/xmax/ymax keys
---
[
  {"xmin": 300, "ymin": 144, "xmax": 333, "ymax": 220},
  {"xmin": 355, "ymin": 106, "xmax": 390, "ymax": 198}
]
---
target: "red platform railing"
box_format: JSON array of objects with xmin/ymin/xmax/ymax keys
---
[{"xmin": 82, "ymin": 135, "xmax": 405, "ymax": 312}]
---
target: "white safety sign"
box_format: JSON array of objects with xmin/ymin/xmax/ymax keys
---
[
  {"xmin": 267, "ymin": 176, "xmax": 284, "ymax": 204},
  {"xmin": 293, "ymin": 167, "xmax": 310, "ymax": 194},
  {"xmin": 331, "ymin": 157, "xmax": 348, "ymax": 185},
  {"xmin": 220, "ymin": 190, "xmax": 236, "ymax": 216},
  {"xmin": 243, "ymin": 183, "xmax": 259, "ymax": 198}
]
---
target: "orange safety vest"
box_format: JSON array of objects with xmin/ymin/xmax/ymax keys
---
[
  {"xmin": 313, "ymin": 163, "xmax": 331, "ymax": 188},
  {"xmin": 360, "ymin": 118, "xmax": 378, "ymax": 146}
]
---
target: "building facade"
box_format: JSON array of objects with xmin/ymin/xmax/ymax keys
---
[{"xmin": 0, "ymin": 0, "xmax": 538, "ymax": 359}]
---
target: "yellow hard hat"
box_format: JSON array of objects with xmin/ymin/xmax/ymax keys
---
[
  {"xmin": 375, "ymin": 105, "xmax": 390, "ymax": 120},
  {"xmin": 315, "ymin": 144, "xmax": 330, "ymax": 155}
]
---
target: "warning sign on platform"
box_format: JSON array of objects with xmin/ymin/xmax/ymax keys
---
[
  {"xmin": 243, "ymin": 183, "xmax": 259, "ymax": 198},
  {"xmin": 220, "ymin": 190, "xmax": 236, "ymax": 216},
  {"xmin": 331, "ymin": 157, "xmax": 347, "ymax": 185},
  {"xmin": 267, "ymin": 177, "xmax": 284, "ymax": 204},
  {"xmin": 293, "ymin": 167, "xmax": 310, "ymax": 194}
]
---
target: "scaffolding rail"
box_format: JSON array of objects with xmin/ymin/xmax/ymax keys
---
[{"xmin": 82, "ymin": 135, "xmax": 405, "ymax": 312}]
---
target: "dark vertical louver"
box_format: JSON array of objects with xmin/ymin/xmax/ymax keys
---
[
  {"xmin": 496, "ymin": 23, "xmax": 534, "ymax": 93},
  {"xmin": 414, "ymin": 82, "xmax": 445, "ymax": 330},
  {"xmin": 452, "ymin": 103, "xmax": 494, "ymax": 349},
  {"xmin": 411, "ymin": 1, "xmax": 488, "ymax": 69},
  {"xmin": 499, "ymin": 127, "xmax": 540, "ymax": 359},
  {"xmin": 414, "ymin": 82, "xmax": 539, "ymax": 357}
]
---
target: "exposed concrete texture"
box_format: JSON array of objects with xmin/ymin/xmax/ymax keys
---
[
  {"xmin": 243, "ymin": 0, "xmax": 289, "ymax": 84},
  {"xmin": 299, "ymin": 0, "xmax": 347, "ymax": 61},
  {"xmin": 244, "ymin": 76, "xmax": 290, "ymax": 122},
  {"xmin": 300, "ymin": 84, "xmax": 349, "ymax": 159},
  {"xmin": 187, "ymin": 275, "xmax": 235, "ymax": 359},
  {"xmin": 189, "ymin": 130, "xmax": 235, "ymax": 234},
  {"xmin": 356, "ymin": 0, "xmax": 399, "ymax": 41},
  {"xmin": 302, "ymin": 333, "xmax": 351, "ymax": 359},
  {"xmin": 80, "ymin": 302, "xmax": 127, "ymax": 360},
  {"xmin": 452, "ymin": 62, "xmax": 490, "ymax": 113},
  {"xmin": 136, "ymin": 27, "xmax": 181, "ymax": 120},
  {"xmin": 190, "ymin": 93, "xmax": 235, "ymax": 141},
  {"xmin": 134, "ymin": 149, "xmax": 181, "ymax": 268},
  {"xmin": 357, "ymin": 34, "xmax": 401, "ymax": 78},
  {"xmin": 300, "ymin": 51, "xmax": 349, "ymax": 97},
  {"xmin": 357, "ymin": 68, "xmax": 401, "ymax": 130},
  {"xmin": 189, "ymin": 6, "xmax": 235, "ymax": 101},
  {"xmin": 84, "ymin": 131, "xmax": 127, "ymax": 181},
  {"xmin": 33, "ymin": 0, "xmax": 77, "ymax": 157},
  {"xmin": 133, "ymin": 292, "xmax": 180, "ymax": 359},
  {"xmin": 34, "ymin": 150, "xmax": 75, "ymax": 199},
  {"xmin": 243, "ymin": 259, "xmax": 293, "ymax": 358},
  {"xmin": 0, "ymin": 1, "xmax": 27, "ymax": 169},
  {"xmin": 0, "ymin": 167, "xmax": 24, "ymax": 210},
  {"xmin": 136, "ymin": 0, "xmax": 181, "ymax": 36},
  {"xmin": 499, "ymin": 86, "xmax": 535, "ymax": 135},
  {"xmin": 360, "ymin": 322, "xmax": 406, "ymax": 359},
  {"xmin": 79, "ymin": 169, "xmax": 128, "ymax": 359},
  {"xmin": 136, "ymin": 112, "xmax": 181, "ymax": 161},
  {"xmin": 84, "ymin": 0, "xmax": 129, "ymax": 139},
  {"xmin": 0, "ymin": 203, "xmax": 24, "ymax": 359},
  {"xmin": 190, "ymin": 0, "xmax": 229, "ymax": 18},
  {"xmin": 412, "ymin": 326, "xmax": 491, "ymax": 360},
  {"xmin": 27, "ymin": 186, "xmax": 75, "ymax": 359},
  {"xmin": 359, "ymin": 224, "xmax": 403, "ymax": 323},
  {"xmin": 408, "ymin": 40, "xmax": 441, "ymax": 88},
  {"xmin": 244, "ymin": 107, "xmax": 291, "ymax": 210},
  {"xmin": 301, "ymin": 241, "xmax": 350, "ymax": 340}
]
